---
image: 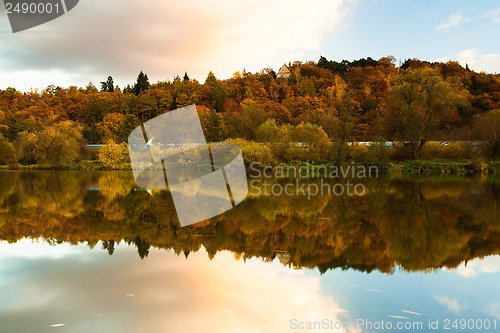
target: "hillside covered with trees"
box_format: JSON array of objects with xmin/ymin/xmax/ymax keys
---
[{"xmin": 1, "ymin": 56, "xmax": 500, "ymax": 168}]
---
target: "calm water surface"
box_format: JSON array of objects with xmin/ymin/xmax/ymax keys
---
[{"xmin": 0, "ymin": 171, "xmax": 499, "ymax": 332}]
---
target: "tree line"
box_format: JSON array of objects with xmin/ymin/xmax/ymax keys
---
[{"xmin": 0, "ymin": 57, "xmax": 500, "ymax": 167}]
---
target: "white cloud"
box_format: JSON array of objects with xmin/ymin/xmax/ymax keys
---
[
  {"xmin": 435, "ymin": 295, "xmax": 467, "ymax": 314},
  {"xmin": 485, "ymin": 6, "xmax": 500, "ymax": 24},
  {"xmin": 434, "ymin": 55, "xmax": 451, "ymax": 63},
  {"xmin": 436, "ymin": 13, "xmax": 468, "ymax": 31},
  {"xmin": 0, "ymin": 0, "xmax": 349, "ymax": 91}
]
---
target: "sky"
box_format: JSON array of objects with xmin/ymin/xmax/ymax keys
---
[{"xmin": 0, "ymin": 0, "xmax": 500, "ymax": 91}]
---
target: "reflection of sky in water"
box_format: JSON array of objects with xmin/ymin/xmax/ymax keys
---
[{"xmin": 0, "ymin": 240, "xmax": 499, "ymax": 333}]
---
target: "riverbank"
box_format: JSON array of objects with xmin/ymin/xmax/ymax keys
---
[{"xmin": 2, "ymin": 159, "xmax": 500, "ymax": 175}]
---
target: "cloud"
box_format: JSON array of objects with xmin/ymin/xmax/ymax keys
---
[
  {"xmin": 456, "ymin": 49, "xmax": 500, "ymax": 73},
  {"xmin": 435, "ymin": 295, "xmax": 467, "ymax": 314},
  {"xmin": 485, "ymin": 6, "xmax": 500, "ymax": 24},
  {"xmin": 0, "ymin": 0, "xmax": 349, "ymax": 91},
  {"xmin": 455, "ymin": 256, "xmax": 500, "ymax": 278},
  {"xmin": 436, "ymin": 13, "xmax": 468, "ymax": 31},
  {"xmin": 436, "ymin": 49, "xmax": 500, "ymax": 74}
]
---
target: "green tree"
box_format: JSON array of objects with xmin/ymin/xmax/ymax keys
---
[
  {"xmin": 0, "ymin": 133, "xmax": 15, "ymax": 165},
  {"xmin": 256, "ymin": 119, "xmax": 291, "ymax": 160},
  {"xmin": 120, "ymin": 114, "xmax": 140, "ymax": 142},
  {"xmin": 198, "ymin": 106, "xmax": 224, "ymax": 141},
  {"xmin": 204, "ymin": 71, "xmax": 217, "ymax": 86},
  {"xmin": 325, "ymin": 76, "xmax": 359, "ymax": 164},
  {"xmin": 385, "ymin": 67, "xmax": 466, "ymax": 159},
  {"xmin": 331, "ymin": 94, "xmax": 358, "ymax": 164},
  {"xmin": 18, "ymin": 120, "xmax": 85, "ymax": 167},
  {"xmin": 473, "ymin": 109, "xmax": 500, "ymax": 157},
  {"xmin": 288, "ymin": 122, "xmax": 331, "ymax": 162}
]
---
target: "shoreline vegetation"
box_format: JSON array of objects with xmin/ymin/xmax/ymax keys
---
[
  {"xmin": 1, "ymin": 56, "xmax": 500, "ymax": 174},
  {"xmin": 0, "ymin": 157, "xmax": 498, "ymax": 176}
]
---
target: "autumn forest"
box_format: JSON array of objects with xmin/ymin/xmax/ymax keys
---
[{"xmin": 1, "ymin": 56, "xmax": 500, "ymax": 169}]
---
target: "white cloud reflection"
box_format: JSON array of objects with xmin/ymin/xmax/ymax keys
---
[
  {"xmin": 0, "ymin": 242, "xmax": 353, "ymax": 333},
  {"xmin": 0, "ymin": 238, "xmax": 90, "ymax": 259},
  {"xmin": 455, "ymin": 256, "xmax": 500, "ymax": 278},
  {"xmin": 435, "ymin": 295, "xmax": 467, "ymax": 314}
]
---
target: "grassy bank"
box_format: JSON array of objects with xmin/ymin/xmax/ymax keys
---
[
  {"xmin": 387, "ymin": 159, "xmax": 500, "ymax": 175},
  {"xmin": 0, "ymin": 160, "xmax": 130, "ymax": 171},
  {"xmin": 255, "ymin": 159, "xmax": 499, "ymax": 177},
  {"xmin": 1, "ymin": 159, "xmax": 499, "ymax": 175}
]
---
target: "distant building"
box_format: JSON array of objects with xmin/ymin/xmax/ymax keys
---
[{"xmin": 276, "ymin": 64, "xmax": 291, "ymax": 78}]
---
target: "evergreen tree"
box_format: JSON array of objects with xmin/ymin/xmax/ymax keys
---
[
  {"xmin": 133, "ymin": 71, "xmax": 150, "ymax": 95},
  {"xmin": 204, "ymin": 71, "xmax": 217, "ymax": 86},
  {"xmin": 123, "ymin": 84, "xmax": 133, "ymax": 94},
  {"xmin": 100, "ymin": 76, "xmax": 114, "ymax": 92}
]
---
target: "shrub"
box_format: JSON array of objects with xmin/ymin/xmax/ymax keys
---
[
  {"xmin": 421, "ymin": 142, "xmax": 465, "ymax": 160},
  {"xmin": 346, "ymin": 144, "xmax": 369, "ymax": 162},
  {"xmin": 442, "ymin": 143, "xmax": 466, "ymax": 159},
  {"xmin": 463, "ymin": 159, "xmax": 489, "ymax": 174},
  {"xmin": 366, "ymin": 138, "xmax": 391, "ymax": 164},
  {"xmin": 226, "ymin": 138, "xmax": 276, "ymax": 167},
  {"xmin": 98, "ymin": 141, "xmax": 131, "ymax": 170}
]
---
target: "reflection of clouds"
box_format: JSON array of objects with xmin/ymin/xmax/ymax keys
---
[
  {"xmin": 0, "ymin": 243, "xmax": 354, "ymax": 333},
  {"xmin": 435, "ymin": 295, "xmax": 467, "ymax": 314},
  {"xmin": 127, "ymin": 247, "xmax": 354, "ymax": 333},
  {"xmin": 0, "ymin": 238, "xmax": 89, "ymax": 259},
  {"xmin": 485, "ymin": 301, "xmax": 500, "ymax": 320},
  {"xmin": 455, "ymin": 256, "xmax": 500, "ymax": 278}
]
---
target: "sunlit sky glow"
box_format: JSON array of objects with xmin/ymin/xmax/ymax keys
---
[
  {"xmin": 0, "ymin": 242, "xmax": 352, "ymax": 333},
  {"xmin": 1, "ymin": 241, "xmax": 499, "ymax": 331},
  {"xmin": 0, "ymin": 0, "xmax": 500, "ymax": 91}
]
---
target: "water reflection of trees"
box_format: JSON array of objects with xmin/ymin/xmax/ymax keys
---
[{"xmin": 0, "ymin": 171, "xmax": 499, "ymax": 274}]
